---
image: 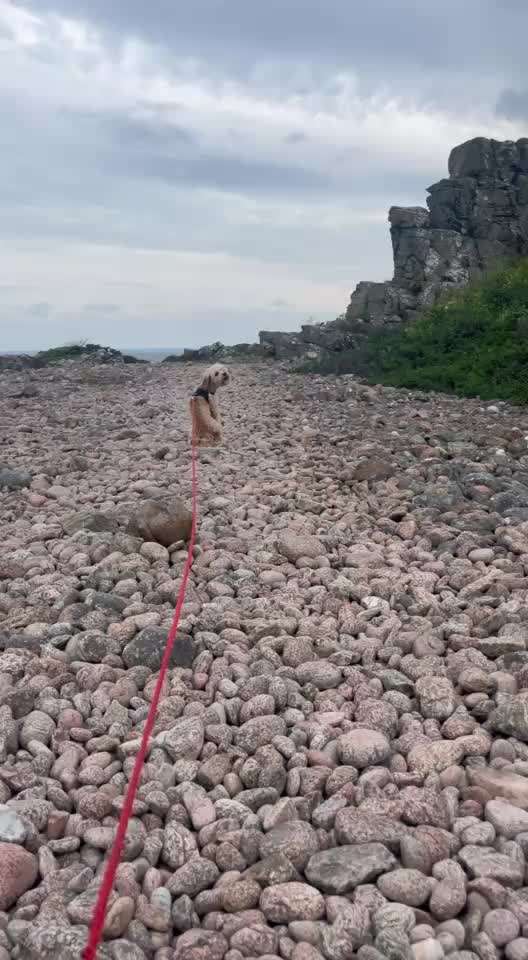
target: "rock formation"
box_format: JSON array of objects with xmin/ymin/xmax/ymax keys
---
[
  {"xmin": 163, "ymin": 340, "xmax": 273, "ymax": 364},
  {"xmin": 259, "ymin": 136, "xmax": 528, "ymax": 359},
  {"xmin": 0, "ymin": 343, "xmax": 144, "ymax": 371}
]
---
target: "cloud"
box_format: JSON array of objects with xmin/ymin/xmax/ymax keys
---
[
  {"xmin": 496, "ymin": 88, "xmax": 528, "ymax": 121},
  {"xmin": 20, "ymin": 0, "xmax": 528, "ymax": 102},
  {"xmin": 1, "ymin": 0, "xmax": 527, "ymax": 350}
]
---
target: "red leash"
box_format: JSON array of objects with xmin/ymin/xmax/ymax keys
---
[{"xmin": 83, "ymin": 435, "xmax": 199, "ymax": 960}]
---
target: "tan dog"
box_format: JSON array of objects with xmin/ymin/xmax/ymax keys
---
[{"xmin": 189, "ymin": 363, "xmax": 230, "ymax": 447}]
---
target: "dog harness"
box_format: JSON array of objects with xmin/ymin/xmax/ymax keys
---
[{"xmin": 192, "ymin": 387, "xmax": 210, "ymax": 403}]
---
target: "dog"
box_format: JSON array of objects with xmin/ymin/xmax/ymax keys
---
[{"xmin": 189, "ymin": 363, "xmax": 230, "ymax": 447}]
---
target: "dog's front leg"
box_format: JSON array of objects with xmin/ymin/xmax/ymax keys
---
[
  {"xmin": 195, "ymin": 396, "xmax": 222, "ymax": 443},
  {"xmin": 208, "ymin": 394, "xmax": 221, "ymax": 425}
]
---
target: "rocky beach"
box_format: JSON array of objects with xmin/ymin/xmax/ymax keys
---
[{"xmin": 3, "ymin": 360, "xmax": 528, "ymax": 960}]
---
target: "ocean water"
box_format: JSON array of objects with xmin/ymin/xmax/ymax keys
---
[
  {"xmin": 1, "ymin": 347, "xmax": 184, "ymax": 362},
  {"xmin": 124, "ymin": 348, "xmax": 183, "ymax": 362}
]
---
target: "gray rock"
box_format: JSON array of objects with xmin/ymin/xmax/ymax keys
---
[
  {"xmin": 338, "ymin": 728, "xmax": 391, "ymax": 768},
  {"xmin": 260, "ymin": 821, "xmax": 318, "ymax": 871},
  {"xmin": 506, "ymin": 940, "xmax": 528, "ymax": 960},
  {"xmin": 173, "ymin": 930, "xmax": 228, "ymax": 960},
  {"xmin": 0, "ymin": 805, "xmax": 28, "ymax": 844},
  {"xmin": 429, "ymin": 880, "xmax": 467, "ymax": 921},
  {"xmin": 407, "ymin": 740, "xmax": 463, "ymax": 776},
  {"xmin": 277, "ymin": 531, "xmax": 325, "ymax": 562},
  {"xmin": 296, "ymin": 661, "xmax": 342, "ymax": 689},
  {"xmin": 335, "ymin": 811, "xmax": 409, "ymax": 849},
  {"xmin": 482, "ymin": 909, "xmax": 521, "ymax": 947},
  {"xmin": 412, "ymin": 941, "xmax": 444, "ymax": 960},
  {"xmin": 244, "ymin": 852, "xmax": 299, "ymax": 887},
  {"xmin": 251, "ymin": 137, "xmax": 528, "ymax": 361},
  {"xmin": 18, "ymin": 923, "xmax": 94, "ymax": 960},
  {"xmin": 127, "ymin": 496, "xmax": 192, "ymax": 546},
  {"xmin": 260, "ymin": 882, "xmax": 325, "ymax": 922},
  {"xmin": 62, "ymin": 509, "xmax": 118, "ymax": 534},
  {"xmin": 0, "ymin": 466, "xmax": 31, "ymax": 490},
  {"xmin": 123, "ymin": 626, "xmax": 196, "ymax": 670},
  {"xmin": 415, "ymin": 676, "xmax": 456, "ymax": 721},
  {"xmin": 478, "ymin": 634, "xmax": 527, "ymax": 659},
  {"xmin": 353, "ymin": 459, "xmax": 395, "ymax": 482},
  {"xmin": 490, "ymin": 694, "xmax": 528, "ymax": 742},
  {"xmin": 322, "ymin": 903, "xmax": 371, "ymax": 960},
  {"xmin": 468, "ymin": 768, "xmax": 528, "ymax": 809},
  {"xmin": 155, "ymin": 717, "xmax": 204, "ymax": 761},
  {"xmin": 486, "ymin": 800, "xmax": 528, "ymax": 839},
  {"xmin": 235, "ymin": 715, "xmax": 287, "ymax": 753},
  {"xmin": 167, "ymin": 856, "xmax": 219, "ymax": 896},
  {"xmin": 305, "ymin": 844, "xmax": 397, "ymax": 893},
  {"xmin": 458, "ymin": 845, "xmax": 524, "ymax": 887},
  {"xmin": 377, "ymin": 869, "xmax": 434, "ymax": 907},
  {"xmin": 400, "ymin": 787, "xmax": 452, "ymax": 830}
]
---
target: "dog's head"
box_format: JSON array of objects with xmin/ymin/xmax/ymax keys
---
[{"xmin": 201, "ymin": 363, "xmax": 230, "ymax": 393}]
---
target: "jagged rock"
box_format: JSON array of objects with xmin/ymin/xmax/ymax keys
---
[
  {"xmin": 122, "ymin": 627, "xmax": 196, "ymax": 671},
  {"xmin": 164, "ymin": 340, "xmax": 272, "ymax": 363},
  {"xmin": 305, "ymin": 843, "xmax": 397, "ymax": 893},
  {"xmin": 490, "ymin": 693, "xmax": 528, "ymax": 742},
  {"xmin": 251, "ymin": 136, "xmax": 528, "ymax": 361},
  {"xmin": 63, "ymin": 509, "xmax": 118, "ymax": 535},
  {"xmin": 343, "ymin": 136, "xmax": 528, "ymax": 330}
]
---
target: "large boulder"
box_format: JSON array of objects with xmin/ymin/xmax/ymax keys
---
[
  {"xmin": 127, "ymin": 496, "xmax": 192, "ymax": 547},
  {"xmin": 0, "ymin": 843, "xmax": 38, "ymax": 910},
  {"xmin": 63, "ymin": 509, "xmax": 118, "ymax": 535},
  {"xmin": 0, "ymin": 466, "xmax": 32, "ymax": 491},
  {"xmin": 243, "ymin": 137, "xmax": 528, "ymax": 360},
  {"xmin": 122, "ymin": 626, "xmax": 196, "ymax": 671},
  {"xmin": 277, "ymin": 530, "xmax": 325, "ymax": 563}
]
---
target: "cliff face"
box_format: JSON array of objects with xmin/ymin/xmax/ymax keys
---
[{"xmin": 260, "ymin": 136, "xmax": 528, "ymax": 359}]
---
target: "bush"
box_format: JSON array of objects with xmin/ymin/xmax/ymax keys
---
[{"xmin": 304, "ymin": 260, "xmax": 528, "ymax": 404}]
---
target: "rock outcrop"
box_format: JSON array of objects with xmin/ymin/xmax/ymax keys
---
[
  {"xmin": 0, "ymin": 343, "xmax": 144, "ymax": 370},
  {"xmin": 163, "ymin": 341, "xmax": 273, "ymax": 363},
  {"xmin": 259, "ymin": 136, "xmax": 528, "ymax": 359}
]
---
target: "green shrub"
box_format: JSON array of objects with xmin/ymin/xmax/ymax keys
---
[{"xmin": 304, "ymin": 260, "xmax": 528, "ymax": 404}]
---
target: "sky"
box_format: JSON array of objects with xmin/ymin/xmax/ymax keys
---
[{"xmin": 0, "ymin": 1, "xmax": 527, "ymax": 351}]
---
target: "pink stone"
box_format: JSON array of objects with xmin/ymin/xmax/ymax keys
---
[{"xmin": 0, "ymin": 843, "xmax": 38, "ymax": 910}]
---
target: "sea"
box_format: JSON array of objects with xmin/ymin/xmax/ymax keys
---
[
  {"xmin": 1, "ymin": 347, "xmax": 183, "ymax": 362},
  {"xmin": 123, "ymin": 348, "xmax": 183, "ymax": 362}
]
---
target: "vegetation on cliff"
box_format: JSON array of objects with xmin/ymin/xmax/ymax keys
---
[
  {"xmin": 35, "ymin": 342, "xmax": 143, "ymax": 364},
  {"xmin": 305, "ymin": 260, "xmax": 528, "ymax": 404}
]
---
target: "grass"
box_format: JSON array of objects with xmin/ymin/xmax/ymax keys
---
[{"xmin": 304, "ymin": 260, "xmax": 528, "ymax": 404}]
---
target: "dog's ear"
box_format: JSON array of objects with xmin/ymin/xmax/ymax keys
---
[{"xmin": 201, "ymin": 370, "xmax": 212, "ymax": 391}]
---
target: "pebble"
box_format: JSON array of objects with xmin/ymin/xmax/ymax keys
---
[
  {"xmin": 0, "ymin": 807, "xmax": 28, "ymax": 844},
  {"xmin": 3, "ymin": 362, "xmax": 528, "ymax": 956},
  {"xmin": 0, "ymin": 843, "xmax": 38, "ymax": 910},
  {"xmin": 483, "ymin": 908, "xmax": 521, "ymax": 947}
]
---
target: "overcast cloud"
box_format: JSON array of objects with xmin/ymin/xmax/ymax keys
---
[{"xmin": 0, "ymin": 0, "xmax": 527, "ymax": 351}]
